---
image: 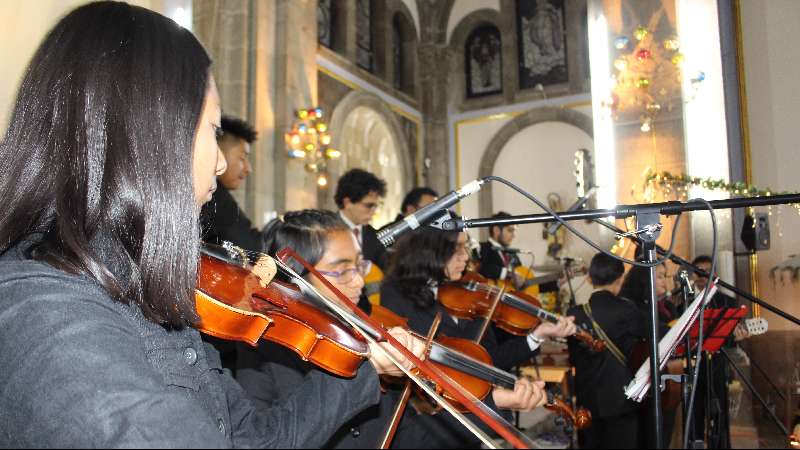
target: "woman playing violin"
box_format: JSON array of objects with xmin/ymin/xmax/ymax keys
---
[
  {"xmin": 380, "ymin": 225, "xmax": 577, "ymax": 447},
  {"xmin": 0, "ymin": 3, "xmax": 420, "ymax": 447},
  {"xmin": 237, "ymin": 209, "xmax": 431, "ymax": 448}
]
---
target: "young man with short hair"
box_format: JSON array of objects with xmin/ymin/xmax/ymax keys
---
[
  {"xmin": 200, "ymin": 115, "xmax": 261, "ymax": 251},
  {"xmin": 334, "ymin": 168, "xmax": 388, "ymax": 270},
  {"xmin": 568, "ymin": 253, "xmax": 648, "ymax": 449}
]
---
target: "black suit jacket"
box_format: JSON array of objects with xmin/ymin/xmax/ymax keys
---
[
  {"xmin": 200, "ymin": 186, "xmax": 262, "ymax": 252},
  {"xmin": 567, "ymin": 290, "xmax": 648, "ymax": 418},
  {"xmin": 478, "ymin": 241, "xmax": 521, "ymax": 281},
  {"xmin": 361, "ymin": 224, "xmax": 388, "ymax": 270}
]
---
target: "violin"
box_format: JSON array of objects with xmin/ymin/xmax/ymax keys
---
[
  {"xmin": 194, "ymin": 243, "xmax": 368, "ymax": 377},
  {"xmin": 370, "ymin": 304, "xmax": 592, "ymax": 430},
  {"xmin": 439, "ymin": 271, "xmax": 606, "ymax": 352},
  {"xmin": 194, "ymin": 243, "xmax": 537, "ymax": 449}
]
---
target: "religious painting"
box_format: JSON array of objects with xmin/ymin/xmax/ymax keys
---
[
  {"xmin": 466, "ymin": 26, "xmax": 503, "ymax": 98},
  {"xmin": 517, "ymin": 0, "xmax": 568, "ymax": 89},
  {"xmin": 317, "ymin": 0, "xmax": 332, "ymax": 48}
]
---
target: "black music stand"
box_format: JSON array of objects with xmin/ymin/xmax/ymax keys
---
[
  {"xmin": 675, "ymin": 307, "xmax": 747, "ymax": 357},
  {"xmin": 672, "ymin": 307, "xmax": 744, "ymax": 448}
]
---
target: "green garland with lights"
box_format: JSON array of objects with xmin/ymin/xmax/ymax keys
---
[{"xmin": 645, "ymin": 169, "xmax": 797, "ymax": 199}]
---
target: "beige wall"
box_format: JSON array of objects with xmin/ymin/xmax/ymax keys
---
[
  {"xmin": 0, "ymin": 0, "xmax": 175, "ymax": 133},
  {"xmin": 741, "ymin": 0, "xmax": 800, "ymax": 331}
]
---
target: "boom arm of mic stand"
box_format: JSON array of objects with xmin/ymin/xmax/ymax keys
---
[
  {"xmin": 590, "ymin": 218, "xmax": 800, "ymax": 328},
  {"xmin": 444, "ymin": 194, "xmax": 800, "ymax": 230}
]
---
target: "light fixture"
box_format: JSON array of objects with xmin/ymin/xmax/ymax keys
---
[{"xmin": 285, "ymin": 107, "xmax": 340, "ymax": 187}]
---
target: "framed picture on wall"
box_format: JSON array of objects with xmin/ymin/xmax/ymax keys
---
[
  {"xmin": 517, "ymin": 0, "xmax": 568, "ymax": 89},
  {"xmin": 466, "ymin": 25, "xmax": 503, "ymax": 98}
]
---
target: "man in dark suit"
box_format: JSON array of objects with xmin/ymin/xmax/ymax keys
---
[
  {"xmin": 200, "ymin": 115, "xmax": 261, "ymax": 251},
  {"xmin": 568, "ymin": 253, "xmax": 648, "ymax": 449},
  {"xmin": 378, "ymin": 186, "xmax": 438, "ymax": 233},
  {"xmin": 334, "ymin": 169, "xmax": 389, "ymax": 270},
  {"xmin": 479, "ymin": 211, "xmax": 523, "ymax": 286}
]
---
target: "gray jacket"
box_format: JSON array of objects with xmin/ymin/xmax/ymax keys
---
[{"xmin": 0, "ymin": 250, "xmax": 380, "ymax": 448}]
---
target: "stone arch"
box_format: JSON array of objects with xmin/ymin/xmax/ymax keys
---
[
  {"xmin": 447, "ymin": 9, "xmax": 503, "ymax": 106},
  {"xmin": 327, "ymin": 91, "xmax": 415, "ymax": 220},
  {"xmin": 477, "ymin": 107, "xmax": 594, "ymax": 218}
]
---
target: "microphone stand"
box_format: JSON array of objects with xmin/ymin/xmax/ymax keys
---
[
  {"xmin": 442, "ymin": 193, "xmax": 800, "ymax": 449},
  {"xmin": 679, "ymin": 276, "xmax": 697, "ymax": 446},
  {"xmin": 562, "ymin": 258, "xmax": 578, "ymax": 310}
]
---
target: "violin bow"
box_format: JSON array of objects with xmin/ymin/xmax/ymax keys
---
[
  {"xmin": 275, "ymin": 247, "xmax": 535, "ymax": 450},
  {"xmin": 378, "ymin": 313, "xmax": 442, "ymax": 449},
  {"xmin": 475, "ymin": 282, "xmax": 506, "ymax": 344}
]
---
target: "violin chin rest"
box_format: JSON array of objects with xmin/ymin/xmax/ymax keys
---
[{"xmin": 252, "ymin": 255, "xmax": 278, "ymax": 288}]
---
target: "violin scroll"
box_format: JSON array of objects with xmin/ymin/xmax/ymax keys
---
[
  {"xmin": 544, "ymin": 391, "xmax": 592, "ymax": 431},
  {"xmin": 573, "ymin": 329, "xmax": 606, "ymax": 353}
]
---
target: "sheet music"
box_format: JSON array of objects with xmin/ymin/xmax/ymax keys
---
[{"xmin": 624, "ymin": 280, "xmax": 719, "ymax": 402}]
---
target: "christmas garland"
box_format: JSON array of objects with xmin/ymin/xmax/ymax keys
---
[{"xmin": 644, "ymin": 169, "xmax": 799, "ymax": 200}]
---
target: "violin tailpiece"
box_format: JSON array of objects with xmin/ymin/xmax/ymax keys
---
[{"xmin": 252, "ymin": 255, "xmax": 278, "ymax": 288}]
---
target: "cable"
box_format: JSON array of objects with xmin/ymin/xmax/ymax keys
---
[
  {"xmin": 485, "ymin": 176, "xmax": 681, "ymax": 268},
  {"xmin": 683, "ymin": 198, "xmax": 718, "ymax": 448}
]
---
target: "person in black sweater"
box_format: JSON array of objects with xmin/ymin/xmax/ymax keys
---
[
  {"xmin": 334, "ymin": 169, "xmax": 389, "ymax": 270},
  {"xmin": 567, "ymin": 253, "xmax": 648, "ymax": 449},
  {"xmin": 200, "ymin": 115, "xmax": 262, "ymax": 252},
  {"xmin": 618, "ymin": 260, "xmax": 678, "ymax": 449},
  {"xmin": 381, "ymin": 226, "xmax": 576, "ymax": 447},
  {"xmin": 235, "ymin": 209, "xmax": 433, "ymax": 448},
  {"xmin": 0, "ymin": 3, "xmax": 403, "ymax": 447}
]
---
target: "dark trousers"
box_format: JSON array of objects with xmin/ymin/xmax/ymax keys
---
[{"xmin": 578, "ymin": 412, "xmax": 639, "ymax": 449}]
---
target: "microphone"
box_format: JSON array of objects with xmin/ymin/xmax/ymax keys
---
[
  {"xmin": 676, "ymin": 269, "xmax": 695, "ymax": 295},
  {"xmin": 547, "ymin": 186, "xmax": 597, "ymax": 235},
  {"xmin": 377, "ymin": 179, "xmax": 486, "ymax": 247}
]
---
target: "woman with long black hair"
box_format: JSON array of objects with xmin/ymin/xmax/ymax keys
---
[
  {"xmin": 380, "ymin": 226, "xmax": 577, "ymax": 447},
  {"xmin": 237, "ymin": 209, "xmax": 439, "ymax": 448},
  {"xmin": 0, "ymin": 3, "xmax": 417, "ymax": 447}
]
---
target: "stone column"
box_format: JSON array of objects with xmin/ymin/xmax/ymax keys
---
[
  {"xmin": 416, "ymin": 0, "xmax": 454, "ymax": 194},
  {"xmin": 193, "ymin": 0, "xmax": 251, "ymax": 208},
  {"xmin": 273, "ymin": 0, "xmax": 320, "ymax": 212},
  {"xmin": 417, "ymin": 42, "xmax": 450, "ymax": 194}
]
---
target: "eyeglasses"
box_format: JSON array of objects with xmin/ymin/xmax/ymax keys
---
[{"xmin": 317, "ymin": 259, "xmax": 373, "ymax": 284}]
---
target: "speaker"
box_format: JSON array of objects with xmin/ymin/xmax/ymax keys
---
[{"xmin": 741, "ymin": 212, "xmax": 771, "ymax": 251}]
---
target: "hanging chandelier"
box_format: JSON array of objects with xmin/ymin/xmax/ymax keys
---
[{"xmin": 284, "ymin": 107, "xmax": 341, "ymax": 187}]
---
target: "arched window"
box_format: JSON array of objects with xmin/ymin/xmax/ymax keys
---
[
  {"xmin": 392, "ymin": 13, "xmax": 416, "ymax": 96},
  {"xmin": 393, "ymin": 16, "xmax": 403, "ymax": 90},
  {"xmin": 317, "ymin": 0, "xmax": 333, "ymax": 48},
  {"xmin": 356, "ymin": 0, "xmax": 373, "ymax": 71},
  {"xmin": 465, "ymin": 25, "xmax": 502, "ymax": 98}
]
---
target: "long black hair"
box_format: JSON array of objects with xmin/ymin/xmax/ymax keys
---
[
  {"xmin": 385, "ymin": 227, "xmax": 461, "ymax": 309},
  {"xmin": 0, "ymin": 2, "xmax": 212, "ymax": 327},
  {"xmin": 261, "ymin": 210, "xmax": 350, "ymax": 277},
  {"xmin": 619, "ymin": 265, "xmax": 650, "ymax": 307}
]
